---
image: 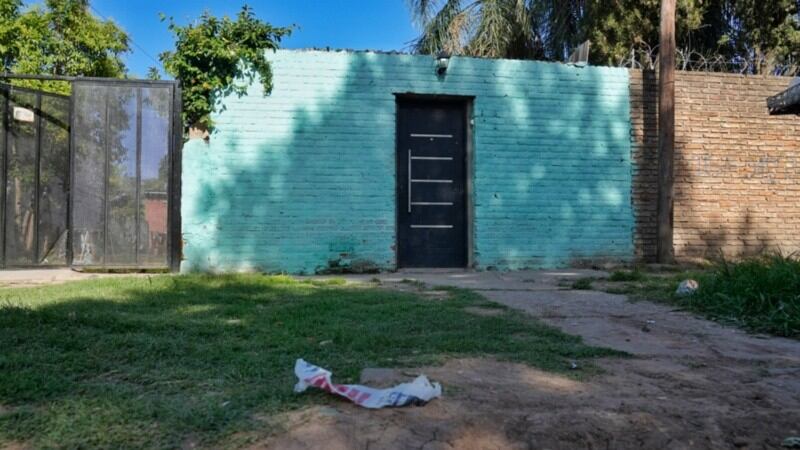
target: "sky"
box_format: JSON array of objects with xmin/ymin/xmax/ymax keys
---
[{"xmin": 85, "ymin": 0, "xmax": 420, "ymax": 78}]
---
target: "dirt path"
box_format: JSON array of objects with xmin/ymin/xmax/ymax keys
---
[
  {"xmin": 262, "ymin": 270, "xmax": 800, "ymax": 449},
  {"xmin": 0, "ymin": 269, "xmax": 150, "ymax": 288}
]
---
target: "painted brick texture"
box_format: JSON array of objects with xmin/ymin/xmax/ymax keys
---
[
  {"xmin": 181, "ymin": 50, "xmax": 634, "ymax": 273},
  {"xmin": 630, "ymin": 70, "xmax": 800, "ymax": 261}
]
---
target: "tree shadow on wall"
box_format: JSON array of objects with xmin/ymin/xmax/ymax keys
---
[{"xmin": 184, "ymin": 52, "xmax": 635, "ymax": 273}]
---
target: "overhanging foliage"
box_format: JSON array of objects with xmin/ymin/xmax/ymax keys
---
[
  {"xmin": 0, "ymin": 0, "xmax": 129, "ymax": 95},
  {"xmin": 159, "ymin": 5, "xmax": 292, "ymax": 131},
  {"xmin": 408, "ymin": 0, "xmax": 800, "ymax": 74}
]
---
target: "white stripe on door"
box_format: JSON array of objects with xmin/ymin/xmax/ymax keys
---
[
  {"xmin": 411, "ymin": 156, "xmax": 453, "ymax": 161},
  {"xmin": 410, "ymin": 133, "xmax": 453, "ymax": 138}
]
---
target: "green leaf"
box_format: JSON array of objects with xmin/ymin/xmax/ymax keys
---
[{"xmin": 159, "ymin": 5, "xmax": 292, "ymax": 131}]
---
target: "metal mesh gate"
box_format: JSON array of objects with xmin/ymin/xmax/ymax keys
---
[
  {"xmin": 70, "ymin": 80, "xmax": 180, "ymax": 269},
  {"xmin": 0, "ymin": 84, "xmax": 70, "ymax": 267},
  {"xmin": 0, "ymin": 76, "xmax": 181, "ymax": 271}
]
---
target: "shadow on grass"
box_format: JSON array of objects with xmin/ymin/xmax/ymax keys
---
[{"xmin": 0, "ymin": 274, "xmax": 620, "ymax": 448}]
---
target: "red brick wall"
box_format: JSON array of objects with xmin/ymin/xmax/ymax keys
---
[{"xmin": 630, "ymin": 70, "xmax": 800, "ymax": 261}]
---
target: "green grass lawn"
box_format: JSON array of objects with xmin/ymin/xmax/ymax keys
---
[{"xmin": 0, "ymin": 275, "xmax": 616, "ymax": 449}]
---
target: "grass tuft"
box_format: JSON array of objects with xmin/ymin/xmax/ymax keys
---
[
  {"xmin": 608, "ymin": 269, "xmax": 645, "ymax": 282},
  {"xmin": 571, "ymin": 278, "xmax": 594, "ymax": 290}
]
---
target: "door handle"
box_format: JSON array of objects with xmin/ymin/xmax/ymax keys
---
[{"xmin": 408, "ymin": 149, "xmax": 412, "ymax": 213}]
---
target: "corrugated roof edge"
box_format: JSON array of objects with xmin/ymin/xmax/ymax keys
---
[{"xmin": 767, "ymin": 82, "xmax": 800, "ymax": 115}]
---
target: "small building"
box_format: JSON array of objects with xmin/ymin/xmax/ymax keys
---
[{"xmin": 181, "ymin": 49, "xmax": 635, "ymax": 273}]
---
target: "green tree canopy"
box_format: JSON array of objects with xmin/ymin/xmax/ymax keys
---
[
  {"xmin": 159, "ymin": 5, "xmax": 292, "ymax": 131},
  {"xmin": 0, "ymin": 0, "xmax": 130, "ymax": 94},
  {"xmin": 408, "ymin": 0, "xmax": 800, "ymax": 73}
]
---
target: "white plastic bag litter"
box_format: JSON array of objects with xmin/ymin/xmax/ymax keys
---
[
  {"xmin": 676, "ymin": 279, "xmax": 699, "ymax": 297},
  {"xmin": 293, "ymin": 359, "xmax": 442, "ymax": 409}
]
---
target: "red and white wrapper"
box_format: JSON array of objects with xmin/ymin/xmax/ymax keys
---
[{"xmin": 293, "ymin": 359, "xmax": 442, "ymax": 409}]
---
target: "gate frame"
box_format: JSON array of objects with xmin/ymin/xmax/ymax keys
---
[{"xmin": 0, "ymin": 74, "xmax": 183, "ymax": 272}]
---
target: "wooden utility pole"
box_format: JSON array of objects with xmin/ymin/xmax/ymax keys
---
[{"xmin": 657, "ymin": 0, "xmax": 676, "ymax": 263}]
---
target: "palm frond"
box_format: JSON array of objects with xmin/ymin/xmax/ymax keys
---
[
  {"xmin": 407, "ymin": 0, "xmax": 443, "ymax": 27},
  {"xmin": 412, "ymin": 0, "xmax": 466, "ymax": 54},
  {"xmin": 528, "ymin": 0, "xmax": 586, "ymax": 60},
  {"xmin": 445, "ymin": 9, "xmax": 475, "ymax": 54},
  {"xmin": 468, "ymin": 0, "xmax": 515, "ymax": 57}
]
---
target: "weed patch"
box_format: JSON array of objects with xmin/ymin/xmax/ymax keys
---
[
  {"xmin": 571, "ymin": 278, "xmax": 594, "ymax": 290},
  {"xmin": 687, "ymin": 255, "xmax": 800, "ymax": 337},
  {"xmin": 608, "ymin": 269, "xmax": 645, "ymax": 282}
]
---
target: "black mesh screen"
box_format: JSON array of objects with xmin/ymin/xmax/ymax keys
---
[
  {"xmin": 4, "ymin": 90, "xmax": 38, "ymax": 265},
  {"xmin": 0, "ymin": 85, "xmax": 70, "ymax": 267},
  {"xmin": 71, "ymin": 81, "xmax": 174, "ymax": 268},
  {"xmin": 72, "ymin": 84, "xmax": 107, "ymax": 265},
  {"xmin": 139, "ymin": 87, "xmax": 171, "ymax": 266},
  {"xmin": 37, "ymin": 95, "xmax": 70, "ymax": 265},
  {"xmin": 106, "ymin": 85, "xmax": 138, "ymax": 265}
]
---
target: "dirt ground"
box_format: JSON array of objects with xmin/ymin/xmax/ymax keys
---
[
  {"xmin": 0, "ymin": 268, "xmax": 151, "ymax": 288},
  {"xmin": 261, "ymin": 270, "xmax": 800, "ymax": 450}
]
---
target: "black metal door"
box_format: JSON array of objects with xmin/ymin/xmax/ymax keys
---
[{"xmin": 397, "ymin": 99, "xmax": 467, "ymax": 268}]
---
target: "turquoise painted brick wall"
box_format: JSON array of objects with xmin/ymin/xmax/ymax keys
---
[{"xmin": 181, "ymin": 50, "xmax": 634, "ymax": 273}]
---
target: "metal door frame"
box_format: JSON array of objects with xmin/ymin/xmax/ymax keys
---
[{"xmin": 393, "ymin": 93, "xmax": 475, "ymax": 269}]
